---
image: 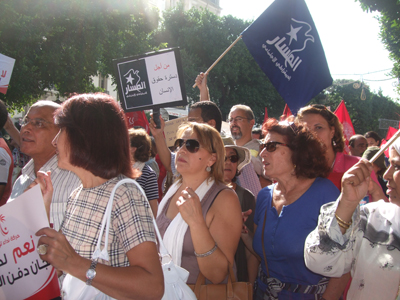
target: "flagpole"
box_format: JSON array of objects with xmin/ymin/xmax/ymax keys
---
[
  {"xmin": 192, "ymin": 35, "xmax": 243, "ymax": 88},
  {"xmin": 369, "ymin": 129, "xmax": 400, "ymax": 164}
]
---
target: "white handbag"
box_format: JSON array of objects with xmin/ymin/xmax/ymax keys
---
[{"xmin": 153, "ymin": 213, "xmax": 197, "ymax": 300}]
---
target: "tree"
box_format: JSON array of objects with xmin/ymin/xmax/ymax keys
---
[
  {"xmin": 155, "ymin": 6, "xmax": 286, "ymax": 123},
  {"xmin": 309, "ymin": 79, "xmax": 400, "ymax": 135},
  {"xmin": 0, "ymin": 0, "xmax": 159, "ymax": 109},
  {"xmin": 355, "ymin": 0, "xmax": 400, "ymax": 94}
]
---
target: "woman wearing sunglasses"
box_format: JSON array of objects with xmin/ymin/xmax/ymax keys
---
[
  {"xmin": 250, "ymin": 118, "xmax": 340, "ymax": 300},
  {"xmin": 156, "ymin": 122, "xmax": 242, "ymax": 284},
  {"xmin": 222, "ymin": 137, "xmax": 259, "ymax": 284}
]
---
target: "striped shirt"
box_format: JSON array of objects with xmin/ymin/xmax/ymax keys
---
[
  {"xmin": 136, "ymin": 164, "xmax": 159, "ymax": 201},
  {"xmin": 10, "ymin": 154, "xmax": 81, "ymax": 231},
  {"xmin": 61, "ymin": 175, "xmax": 156, "ymax": 266}
]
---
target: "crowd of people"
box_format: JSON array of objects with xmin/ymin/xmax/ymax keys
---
[{"xmin": 0, "ymin": 72, "xmax": 398, "ymax": 300}]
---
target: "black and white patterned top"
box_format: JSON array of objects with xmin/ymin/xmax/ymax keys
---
[{"xmin": 305, "ymin": 199, "xmax": 400, "ymax": 300}]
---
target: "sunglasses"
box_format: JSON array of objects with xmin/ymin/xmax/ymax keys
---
[
  {"xmin": 260, "ymin": 141, "xmax": 289, "ymax": 153},
  {"xmin": 225, "ymin": 155, "xmax": 239, "ymax": 163},
  {"xmin": 174, "ymin": 139, "xmax": 200, "ymax": 153}
]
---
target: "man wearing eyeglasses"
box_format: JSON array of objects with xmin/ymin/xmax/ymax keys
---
[
  {"xmin": 228, "ymin": 105, "xmax": 271, "ymax": 188},
  {"xmin": 6, "ymin": 101, "xmax": 81, "ymax": 231}
]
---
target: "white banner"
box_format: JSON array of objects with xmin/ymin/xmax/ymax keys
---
[
  {"xmin": 0, "ymin": 185, "xmax": 60, "ymax": 300},
  {"xmin": 0, "ymin": 54, "xmax": 16, "ymax": 95}
]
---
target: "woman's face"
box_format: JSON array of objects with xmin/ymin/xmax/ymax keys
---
[
  {"xmin": 383, "ymin": 147, "xmax": 400, "ymax": 206},
  {"xmin": 52, "ymin": 128, "xmax": 71, "ymax": 171},
  {"xmin": 175, "ymin": 129, "xmax": 216, "ymax": 176},
  {"xmin": 366, "ymin": 137, "xmax": 379, "ymax": 147},
  {"xmin": 224, "ymin": 148, "xmax": 238, "ymax": 183},
  {"xmin": 260, "ymin": 132, "xmax": 293, "ymax": 179},
  {"xmin": 300, "ymin": 113, "xmax": 335, "ymax": 151}
]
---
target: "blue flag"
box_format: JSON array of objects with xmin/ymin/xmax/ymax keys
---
[{"xmin": 241, "ymin": 0, "xmax": 332, "ymax": 114}]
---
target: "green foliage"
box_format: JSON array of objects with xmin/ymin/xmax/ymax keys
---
[
  {"xmin": 0, "ymin": 0, "xmax": 159, "ymax": 109},
  {"xmin": 155, "ymin": 6, "xmax": 286, "ymax": 122},
  {"xmin": 309, "ymin": 80, "xmax": 400, "ymax": 136},
  {"xmin": 355, "ymin": 0, "xmax": 400, "ymax": 94}
]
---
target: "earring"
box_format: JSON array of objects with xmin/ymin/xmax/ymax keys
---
[
  {"xmin": 206, "ymin": 166, "xmax": 211, "ymax": 172},
  {"xmin": 332, "ymin": 139, "xmax": 336, "ymax": 147}
]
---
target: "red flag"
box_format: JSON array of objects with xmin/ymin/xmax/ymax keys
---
[
  {"xmin": 281, "ymin": 104, "xmax": 292, "ymax": 120},
  {"xmin": 125, "ymin": 111, "xmax": 150, "ymax": 133},
  {"xmin": 334, "ymin": 100, "xmax": 355, "ymax": 154},
  {"xmin": 263, "ymin": 107, "xmax": 268, "ymax": 123},
  {"xmin": 382, "ymin": 126, "xmax": 398, "ymax": 158}
]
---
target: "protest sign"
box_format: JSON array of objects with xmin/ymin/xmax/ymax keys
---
[
  {"xmin": 113, "ymin": 48, "xmax": 187, "ymax": 112},
  {"xmin": 0, "ymin": 185, "xmax": 60, "ymax": 300},
  {"xmin": 163, "ymin": 117, "xmax": 188, "ymax": 148},
  {"xmin": 0, "ymin": 54, "xmax": 16, "ymax": 95}
]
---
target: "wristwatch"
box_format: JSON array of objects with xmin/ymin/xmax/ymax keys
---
[{"xmin": 86, "ymin": 260, "xmax": 98, "ymax": 286}]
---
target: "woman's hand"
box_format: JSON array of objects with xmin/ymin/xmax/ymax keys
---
[
  {"xmin": 176, "ymin": 187, "xmax": 205, "ymax": 227},
  {"xmin": 36, "ymin": 227, "xmax": 83, "ymax": 274},
  {"xmin": 241, "ymin": 209, "xmax": 252, "ymax": 234},
  {"xmin": 341, "ymin": 159, "xmax": 373, "ymax": 204},
  {"xmin": 336, "ymin": 159, "xmax": 374, "ymax": 233}
]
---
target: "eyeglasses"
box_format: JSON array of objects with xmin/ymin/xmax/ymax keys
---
[
  {"xmin": 259, "ymin": 141, "xmax": 289, "ymax": 153},
  {"xmin": 19, "ymin": 117, "xmax": 53, "ymax": 129},
  {"xmin": 225, "ymin": 155, "xmax": 239, "ymax": 163},
  {"xmin": 228, "ymin": 116, "xmax": 250, "ymax": 123},
  {"xmin": 174, "ymin": 139, "xmax": 200, "ymax": 153}
]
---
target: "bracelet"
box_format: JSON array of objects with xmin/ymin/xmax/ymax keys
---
[
  {"xmin": 194, "ymin": 243, "xmax": 218, "ymax": 257},
  {"xmin": 335, "ymin": 213, "xmax": 352, "ymax": 226},
  {"xmin": 337, "ymin": 221, "xmax": 350, "ymax": 230}
]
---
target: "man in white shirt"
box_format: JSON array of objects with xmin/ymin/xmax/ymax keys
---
[
  {"xmin": 228, "ymin": 105, "xmax": 271, "ymax": 188},
  {"xmin": 7, "ymin": 100, "xmax": 80, "ymax": 231}
]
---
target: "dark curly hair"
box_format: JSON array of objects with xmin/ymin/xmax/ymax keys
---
[
  {"xmin": 296, "ymin": 104, "xmax": 345, "ymax": 153},
  {"xmin": 262, "ymin": 118, "xmax": 330, "ymax": 179},
  {"xmin": 129, "ymin": 128, "xmax": 151, "ymax": 162}
]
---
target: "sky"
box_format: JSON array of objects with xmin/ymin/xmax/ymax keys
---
[{"xmin": 219, "ymin": 0, "xmax": 399, "ymax": 101}]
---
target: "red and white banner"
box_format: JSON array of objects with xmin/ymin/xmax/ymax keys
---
[
  {"xmin": 0, "ymin": 54, "xmax": 16, "ymax": 95},
  {"xmin": 0, "ymin": 186, "xmax": 60, "ymax": 300},
  {"xmin": 125, "ymin": 111, "xmax": 150, "ymax": 133},
  {"xmin": 334, "ymin": 100, "xmax": 355, "ymax": 154}
]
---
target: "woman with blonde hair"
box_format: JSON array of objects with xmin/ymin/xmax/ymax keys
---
[{"xmin": 156, "ymin": 122, "xmax": 242, "ymax": 284}]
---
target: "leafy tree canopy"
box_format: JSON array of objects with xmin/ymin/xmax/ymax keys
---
[
  {"xmin": 155, "ymin": 5, "xmax": 286, "ymax": 123},
  {"xmin": 355, "ymin": 0, "xmax": 400, "ymax": 94},
  {"xmin": 0, "ymin": 0, "xmax": 159, "ymax": 109},
  {"xmin": 311, "ymin": 80, "xmax": 400, "ymax": 136}
]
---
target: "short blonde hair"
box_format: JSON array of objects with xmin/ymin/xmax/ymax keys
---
[{"xmin": 176, "ymin": 122, "xmax": 225, "ymax": 184}]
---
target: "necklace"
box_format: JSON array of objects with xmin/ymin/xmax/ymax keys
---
[{"xmin": 330, "ymin": 152, "xmax": 337, "ymax": 171}]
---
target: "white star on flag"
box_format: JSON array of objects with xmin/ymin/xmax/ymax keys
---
[{"xmin": 286, "ymin": 25, "xmax": 302, "ymax": 45}]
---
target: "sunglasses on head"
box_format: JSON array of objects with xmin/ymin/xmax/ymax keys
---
[
  {"xmin": 174, "ymin": 139, "xmax": 200, "ymax": 153},
  {"xmin": 259, "ymin": 141, "xmax": 289, "ymax": 153},
  {"xmin": 225, "ymin": 155, "xmax": 239, "ymax": 163}
]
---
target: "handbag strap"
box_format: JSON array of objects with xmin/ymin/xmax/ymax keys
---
[
  {"xmin": 92, "ymin": 178, "xmax": 138, "ymax": 261},
  {"xmin": 261, "ymin": 203, "xmax": 270, "ymax": 277}
]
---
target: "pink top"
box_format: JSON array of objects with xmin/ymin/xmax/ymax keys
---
[{"xmin": 328, "ymin": 152, "xmax": 381, "ymax": 196}]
